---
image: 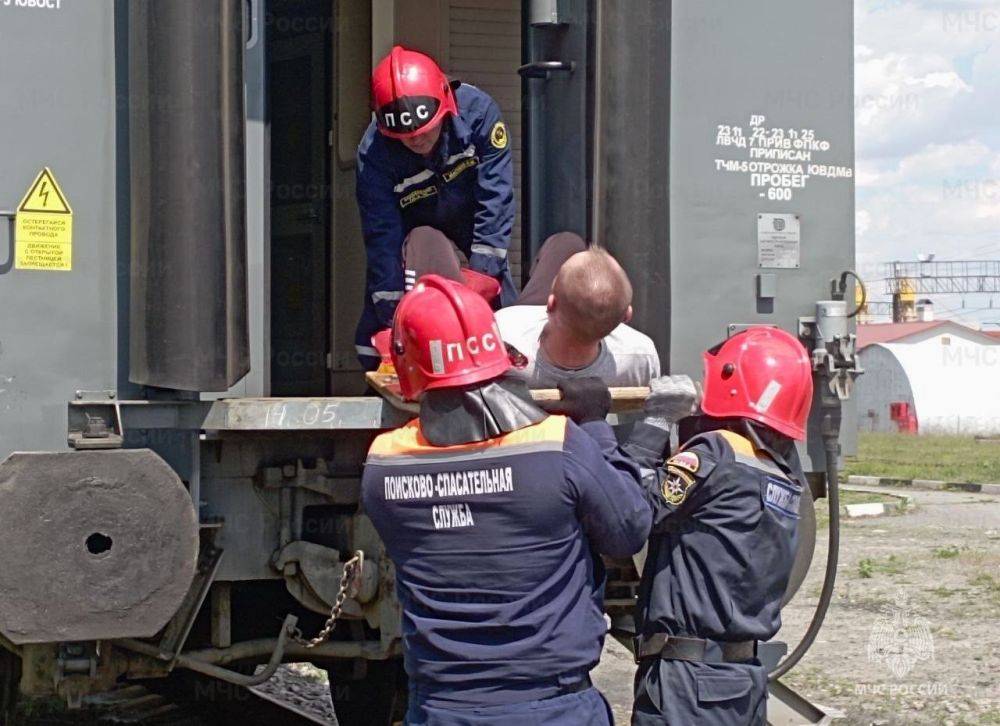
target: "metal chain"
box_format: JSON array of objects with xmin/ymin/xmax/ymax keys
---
[{"xmin": 291, "ymin": 550, "xmax": 365, "ymax": 648}]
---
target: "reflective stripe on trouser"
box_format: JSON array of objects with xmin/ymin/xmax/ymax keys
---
[
  {"xmin": 631, "ymin": 657, "xmax": 767, "ymax": 726},
  {"xmin": 355, "ymin": 301, "xmax": 384, "ymax": 371},
  {"xmin": 402, "ymin": 225, "xmax": 516, "ymax": 305},
  {"xmin": 406, "ymin": 686, "xmax": 613, "ymax": 726},
  {"xmin": 356, "ymin": 226, "xmax": 514, "ymax": 369}
]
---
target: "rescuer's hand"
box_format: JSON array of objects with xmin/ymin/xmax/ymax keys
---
[
  {"xmin": 643, "ymin": 375, "xmax": 702, "ymax": 429},
  {"xmin": 544, "ymin": 377, "xmax": 612, "ymax": 424}
]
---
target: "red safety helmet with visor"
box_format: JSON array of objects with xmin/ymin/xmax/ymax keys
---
[
  {"xmin": 391, "ymin": 275, "xmax": 511, "ymax": 399},
  {"xmin": 371, "ymin": 46, "xmax": 458, "ymax": 139},
  {"xmin": 700, "ymin": 326, "xmax": 814, "ymax": 441}
]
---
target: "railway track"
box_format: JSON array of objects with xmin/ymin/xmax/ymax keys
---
[{"xmin": 15, "ymin": 672, "xmax": 333, "ymax": 726}]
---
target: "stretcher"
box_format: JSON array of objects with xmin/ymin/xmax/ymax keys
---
[{"xmin": 366, "ymin": 371, "xmax": 650, "ymax": 415}]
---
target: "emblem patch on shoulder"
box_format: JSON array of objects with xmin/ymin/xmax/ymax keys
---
[
  {"xmin": 662, "ymin": 466, "xmax": 696, "ymax": 506},
  {"xmin": 667, "ymin": 451, "xmax": 700, "ymax": 475},
  {"xmin": 490, "ymin": 121, "xmax": 509, "ymax": 149}
]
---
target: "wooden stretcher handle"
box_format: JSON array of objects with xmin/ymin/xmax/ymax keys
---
[
  {"xmin": 366, "ymin": 371, "xmax": 651, "ymax": 415},
  {"xmin": 529, "ymin": 386, "xmax": 651, "ymax": 402}
]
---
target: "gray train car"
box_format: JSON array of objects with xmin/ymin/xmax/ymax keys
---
[{"xmin": 0, "ymin": 1, "xmax": 857, "ymax": 723}]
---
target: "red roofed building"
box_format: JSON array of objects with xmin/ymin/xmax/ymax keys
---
[
  {"xmin": 857, "ymin": 321, "xmax": 1000, "ymax": 350},
  {"xmin": 856, "ymin": 320, "xmax": 1000, "ymax": 435}
]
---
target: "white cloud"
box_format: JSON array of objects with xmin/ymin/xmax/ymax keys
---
[
  {"xmin": 856, "ymin": 52, "xmax": 972, "ymax": 157},
  {"xmin": 856, "ymin": 0, "xmax": 1000, "ymax": 326},
  {"xmin": 861, "ymin": 140, "xmax": 994, "ymax": 187},
  {"xmin": 856, "ymin": 208, "xmax": 873, "ymax": 237}
]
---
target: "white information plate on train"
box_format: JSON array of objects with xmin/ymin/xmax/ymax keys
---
[{"xmin": 757, "ymin": 213, "xmax": 800, "ymax": 269}]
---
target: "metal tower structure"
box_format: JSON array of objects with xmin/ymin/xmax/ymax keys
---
[{"xmin": 881, "ymin": 260, "xmax": 1000, "ymax": 322}]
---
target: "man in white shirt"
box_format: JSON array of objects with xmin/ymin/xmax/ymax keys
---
[{"xmin": 496, "ymin": 234, "xmax": 660, "ymax": 388}]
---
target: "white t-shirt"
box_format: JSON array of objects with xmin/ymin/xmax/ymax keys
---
[{"xmin": 495, "ymin": 305, "xmax": 661, "ymax": 388}]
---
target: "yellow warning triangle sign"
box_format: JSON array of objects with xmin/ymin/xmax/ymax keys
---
[{"xmin": 18, "ymin": 167, "xmax": 72, "ymax": 214}]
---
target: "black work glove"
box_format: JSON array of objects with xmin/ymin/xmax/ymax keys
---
[{"xmin": 542, "ymin": 377, "xmax": 612, "ymax": 424}]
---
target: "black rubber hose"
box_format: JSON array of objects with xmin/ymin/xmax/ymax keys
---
[
  {"xmin": 842, "ymin": 270, "xmax": 867, "ymax": 318},
  {"xmin": 769, "ymin": 400, "xmax": 841, "ymax": 681}
]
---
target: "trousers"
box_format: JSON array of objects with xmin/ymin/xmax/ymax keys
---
[
  {"xmin": 631, "ymin": 657, "xmax": 768, "ymax": 725},
  {"xmin": 406, "ymin": 685, "xmax": 614, "ymax": 726},
  {"xmin": 357, "ymin": 228, "xmax": 587, "ymax": 368}
]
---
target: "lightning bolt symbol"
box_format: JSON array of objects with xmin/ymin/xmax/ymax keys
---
[{"xmin": 39, "ymin": 182, "xmax": 50, "ymax": 207}]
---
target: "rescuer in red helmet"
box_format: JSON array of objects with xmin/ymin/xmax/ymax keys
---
[
  {"xmin": 360, "ymin": 275, "xmax": 652, "ymax": 725},
  {"xmin": 625, "ymin": 326, "xmax": 814, "ymax": 725},
  {"xmin": 354, "ymin": 46, "xmax": 517, "ymax": 370}
]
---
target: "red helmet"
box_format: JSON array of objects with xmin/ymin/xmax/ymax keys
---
[
  {"xmin": 371, "ymin": 46, "xmax": 458, "ymax": 139},
  {"xmin": 459, "ymin": 268, "xmax": 501, "ymax": 305},
  {"xmin": 391, "ymin": 275, "xmax": 510, "ymax": 399},
  {"xmin": 370, "ymin": 328, "xmax": 394, "ymax": 368},
  {"xmin": 701, "ymin": 327, "xmax": 814, "ymax": 440}
]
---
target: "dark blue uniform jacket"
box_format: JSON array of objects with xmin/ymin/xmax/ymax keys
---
[
  {"xmin": 627, "ymin": 424, "xmax": 803, "ymax": 643},
  {"xmin": 625, "ymin": 422, "xmax": 805, "ymax": 725},
  {"xmin": 355, "ymin": 83, "xmax": 516, "ymax": 365},
  {"xmin": 361, "ymin": 415, "xmax": 651, "ymax": 708}
]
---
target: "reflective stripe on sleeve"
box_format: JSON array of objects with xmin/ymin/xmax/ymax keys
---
[
  {"xmin": 368, "ymin": 415, "xmax": 568, "ymax": 461},
  {"xmin": 444, "ymin": 144, "xmax": 476, "ymax": 166},
  {"xmin": 372, "ymin": 290, "xmax": 404, "ymax": 304},
  {"xmin": 470, "ymin": 244, "xmax": 507, "ymax": 259},
  {"xmin": 393, "ymin": 169, "xmax": 434, "ymax": 194},
  {"xmin": 355, "ymin": 344, "xmax": 379, "ymax": 358}
]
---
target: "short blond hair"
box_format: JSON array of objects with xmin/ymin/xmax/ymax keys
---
[{"xmin": 551, "ymin": 247, "xmax": 632, "ymax": 342}]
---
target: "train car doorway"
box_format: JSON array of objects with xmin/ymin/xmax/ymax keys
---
[
  {"xmin": 265, "ymin": 0, "xmax": 525, "ymax": 396},
  {"xmin": 267, "ymin": 0, "xmax": 332, "ymax": 396}
]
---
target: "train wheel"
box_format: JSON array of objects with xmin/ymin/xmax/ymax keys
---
[{"xmin": 326, "ymin": 658, "xmax": 405, "ymax": 726}]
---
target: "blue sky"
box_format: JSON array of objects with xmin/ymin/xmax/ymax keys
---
[{"xmin": 856, "ymin": 0, "xmax": 1000, "ymax": 327}]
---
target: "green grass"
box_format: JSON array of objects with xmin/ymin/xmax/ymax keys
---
[
  {"xmin": 932, "ymin": 545, "xmax": 964, "ymax": 559},
  {"xmin": 969, "ymin": 572, "xmax": 1000, "ymax": 592},
  {"xmin": 843, "ymin": 433, "xmax": 1000, "ymax": 484},
  {"xmin": 927, "ymin": 585, "xmax": 959, "ymax": 598},
  {"xmin": 857, "ymin": 558, "xmax": 875, "ymax": 578},
  {"xmin": 856, "ymin": 554, "xmax": 906, "ymax": 579},
  {"xmin": 968, "ymin": 572, "xmax": 1000, "ymax": 607}
]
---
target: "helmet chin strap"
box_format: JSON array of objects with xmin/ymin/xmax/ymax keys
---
[{"xmin": 419, "ymin": 378, "xmax": 547, "ymax": 446}]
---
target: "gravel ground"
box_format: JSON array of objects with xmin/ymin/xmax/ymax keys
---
[
  {"xmin": 779, "ymin": 486, "xmax": 1000, "ymax": 725},
  {"xmin": 261, "ymin": 487, "xmax": 1000, "ymax": 725},
  {"xmin": 592, "ymin": 636, "xmax": 639, "ymax": 723},
  {"xmin": 252, "ymin": 662, "xmax": 337, "ymax": 723}
]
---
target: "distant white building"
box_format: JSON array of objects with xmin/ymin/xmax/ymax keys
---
[{"xmin": 856, "ymin": 321, "xmax": 1000, "ymax": 435}]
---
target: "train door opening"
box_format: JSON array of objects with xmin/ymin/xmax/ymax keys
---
[
  {"xmin": 265, "ymin": 0, "xmax": 527, "ymax": 396},
  {"xmin": 267, "ymin": 0, "xmax": 332, "ymax": 396}
]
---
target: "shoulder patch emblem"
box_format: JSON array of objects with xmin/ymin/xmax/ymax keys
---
[
  {"xmin": 667, "ymin": 451, "xmax": 700, "ymax": 475},
  {"xmin": 490, "ymin": 121, "xmax": 509, "ymax": 150},
  {"xmin": 662, "ymin": 466, "xmax": 696, "ymax": 506}
]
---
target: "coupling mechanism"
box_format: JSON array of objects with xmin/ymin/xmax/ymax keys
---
[{"xmin": 799, "ymin": 272, "xmax": 865, "ymax": 400}]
